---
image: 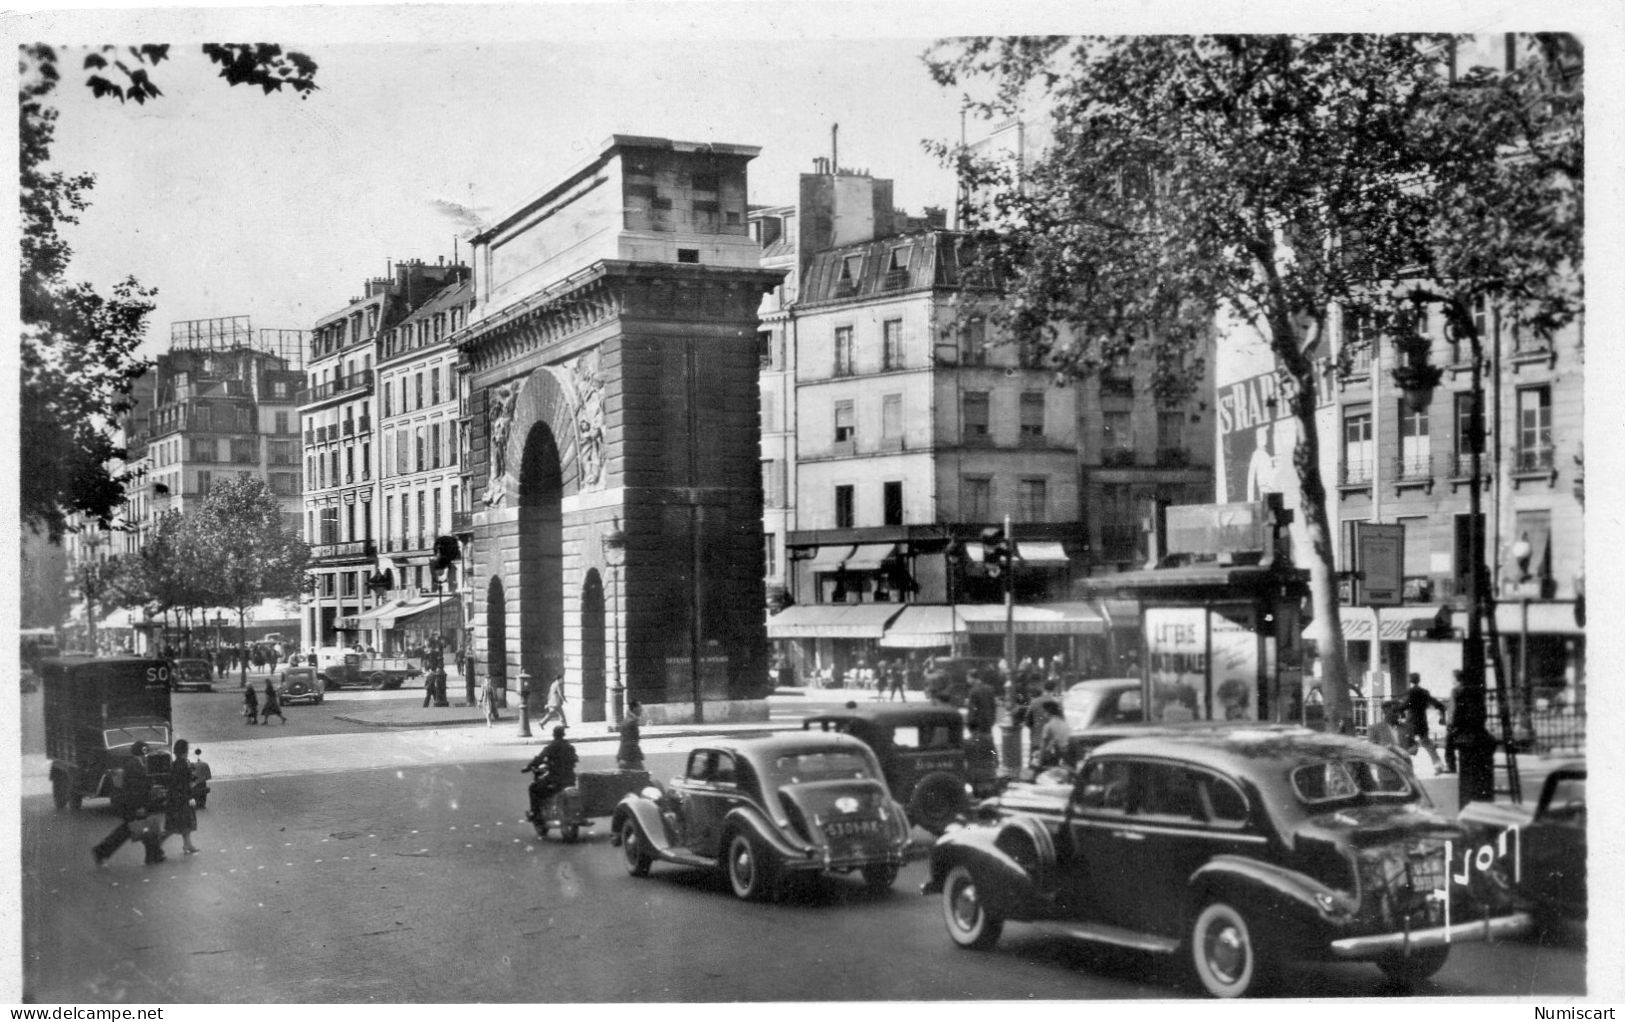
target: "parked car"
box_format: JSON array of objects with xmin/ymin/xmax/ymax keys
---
[
  {"xmin": 1061, "ymin": 678, "xmax": 1144, "ymax": 730},
  {"xmin": 167, "ymin": 658, "xmax": 216, "ymax": 693},
  {"xmin": 610, "ymin": 732, "xmax": 912, "ymax": 900},
  {"xmin": 42, "ymin": 657, "xmax": 174, "ymax": 812},
  {"xmin": 923, "ymin": 729, "xmax": 1531, "ymax": 997},
  {"xmin": 1459, "ymin": 760, "xmax": 1586, "ymax": 935},
  {"xmin": 274, "ymin": 666, "xmax": 324, "ymax": 705},
  {"xmin": 803, "ymin": 703, "xmax": 1000, "ymax": 834}
]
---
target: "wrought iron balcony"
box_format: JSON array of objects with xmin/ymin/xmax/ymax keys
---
[{"xmin": 309, "ymin": 539, "xmax": 377, "ymax": 564}]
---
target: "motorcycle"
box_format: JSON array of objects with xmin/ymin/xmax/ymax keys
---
[{"xmin": 523, "ymin": 765, "xmax": 591, "ymax": 842}]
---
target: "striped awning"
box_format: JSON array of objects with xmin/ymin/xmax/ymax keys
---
[
  {"xmin": 766, "ymin": 603, "xmax": 903, "ymax": 639},
  {"xmin": 1339, "ymin": 606, "xmax": 1444, "ymax": 642},
  {"xmin": 801, "ymin": 545, "xmax": 857, "ymax": 573},
  {"xmin": 842, "ymin": 543, "xmax": 897, "ymax": 572},
  {"xmin": 957, "ymin": 603, "xmax": 1106, "ymax": 635},
  {"xmin": 879, "ymin": 605, "xmax": 962, "ymax": 648}
]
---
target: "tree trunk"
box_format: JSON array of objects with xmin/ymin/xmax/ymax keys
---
[{"xmin": 239, "ymin": 609, "xmax": 249, "ymax": 689}]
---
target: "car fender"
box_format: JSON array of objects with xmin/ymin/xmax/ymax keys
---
[
  {"xmin": 722, "ymin": 803, "xmax": 812, "ymax": 861},
  {"xmin": 924, "ymin": 826, "xmax": 1047, "ymax": 919},
  {"xmin": 1188, "ymin": 854, "xmax": 1353, "ymax": 938},
  {"xmin": 611, "ymin": 795, "xmax": 678, "ymax": 855}
]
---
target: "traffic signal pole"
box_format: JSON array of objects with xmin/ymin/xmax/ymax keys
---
[{"xmin": 1003, "ymin": 514, "xmax": 1016, "ymax": 678}]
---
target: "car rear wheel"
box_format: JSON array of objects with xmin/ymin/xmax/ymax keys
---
[
  {"xmin": 726, "ymin": 832, "xmax": 775, "ymax": 901},
  {"xmin": 370, "ymin": 672, "xmax": 387, "ymax": 690},
  {"xmin": 862, "ymin": 863, "xmax": 899, "ymax": 894},
  {"xmin": 1376, "ymin": 945, "xmax": 1450, "ymax": 985},
  {"xmin": 1189, "ymin": 900, "xmax": 1271, "ymax": 998},
  {"xmin": 620, "ymin": 819, "xmax": 652, "ymax": 877},
  {"xmin": 942, "ymin": 864, "xmax": 1002, "ymax": 950},
  {"xmin": 50, "ymin": 775, "xmax": 68, "ymax": 811}
]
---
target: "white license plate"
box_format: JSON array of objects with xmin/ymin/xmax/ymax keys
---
[{"xmin": 825, "ymin": 817, "xmax": 882, "ymax": 838}]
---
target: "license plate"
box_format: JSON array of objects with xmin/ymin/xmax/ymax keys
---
[{"xmin": 824, "ymin": 817, "xmax": 882, "ymax": 838}]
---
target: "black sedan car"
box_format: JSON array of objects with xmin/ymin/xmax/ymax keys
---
[
  {"xmin": 923, "ymin": 729, "xmax": 1530, "ymax": 997},
  {"xmin": 167, "ymin": 658, "xmax": 215, "ymax": 692},
  {"xmin": 1460, "ymin": 760, "xmax": 1586, "ymax": 936},
  {"xmin": 610, "ymin": 732, "xmax": 912, "ymax": 900}
]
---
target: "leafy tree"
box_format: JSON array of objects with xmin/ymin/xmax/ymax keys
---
[
  {"xmin": 188, "ymin": 477, "xmax": 308, "ymax": 684},
  {"xmin": 18, "ymin": 43, "xmax": 318, "ymax": 542},
  {"xmin": 925, "ymin": 35, "xmax": 1581, "ymax": 731}
]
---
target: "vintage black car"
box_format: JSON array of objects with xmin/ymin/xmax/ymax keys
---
[
  {"xmin": 1460, "ymin": 760, "xmax": 1586, "ymax": 935},
  {"xmin": 610, "ymin": 732, "xmax": 912, "ymax": 900},
  {"xmin": 803, "ymin": 703, "xmax": 1000, "ymax": 833},
  {"xmin": 168, "ymin": 658, "xmax": 216, "ymax": 693},
  {"xmin": 923, "ymin": 729, "xmax": 1530, "ymax": 997},
  {"xmin": 273, "ymin": 666, "xmax": 324, "ymax": 705}
]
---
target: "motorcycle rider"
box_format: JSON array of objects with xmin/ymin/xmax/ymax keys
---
[{"xmin": 523, "ymin": 725, "xmax": 579, "ymax": 823}]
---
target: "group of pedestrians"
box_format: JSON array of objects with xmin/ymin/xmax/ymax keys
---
[
  {"xmin": 93, "ymin": 742, "xmax": 210, "ymax": 868},
  {"xmin": 243, "ymin": 679, "xmax": 287, "ymax": 725},
  {"xmin": 1367, "ymin": 671, "xmax": 1463, "ymax": 773}
]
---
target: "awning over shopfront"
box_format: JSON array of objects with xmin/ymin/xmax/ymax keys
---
[
  {"xmin": 766, "ymin": 603, "xmax": 903, "ymax": 639},
  {"xmin": 957, "ymin": 603, "xmax": 1106, "ymax": 635},
  {"xmin": 879, "ymin": 605, "xmax": 962, "ymax": 647},
  {"xmin": 1339, "ymin": 606, "xmax": 1444, "ymax": 642},
  {"xmin": 800, "ymin": 545, "xmax": 856, "ymax": 574},
  {"xmin": 394, "ymin": 596, "xmax": 459, "ymax": 629},
  {"xmin": 1494, "ymin": 600, "xmax": 1585, "ymax": 636},
  {"xmin": 348, "ymin": 600, "xmax": 410, "ymax": 628},
  {"xmin": 1015, "ymin": 541, "xmax": 1070, "ymax": 567},
  {"xmin": 843, "ymin": 544, "xmax": 897, "ymax": 572}
]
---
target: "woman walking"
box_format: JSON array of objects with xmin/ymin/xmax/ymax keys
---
[
  {"xmin": 478, "ymin": 675, "xmax": 501, "ymax": 727},
  {"xmin": 617, "ymin": 700, "xmax": 645, "ymax": 771},
  {"xmin": 261, "ymin": 679, "xmax": 286, "ymax": 724},
  {"xmin": 163, "ymin": 739, "xmax": 200, "ymax": 855},
  {"xmin": 243, "ymin": 683, "xmax": 259, "ymax": 725}
]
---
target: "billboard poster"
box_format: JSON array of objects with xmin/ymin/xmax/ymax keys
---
[
  {"xmin": 1210, "ymin": 606, "xmax": 1260, "ymax": 721},
  {"xmin": 1216, "ymin": 370, "xmax": 1298, "ymax": 505},
  {"xmin": 1145, "ymin": 606, "xmax": 1208, "ymax": 722}
]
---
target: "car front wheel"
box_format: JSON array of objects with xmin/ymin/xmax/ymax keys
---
[
  {"xmin": 620, "ymin": 819, "xmax": 653, "ymax": 876},
  {"xmin": 862, "ymin": 863, "xmax": 899, "ymax": 894},
  {"xmin": 1376, "ymin": 945, "xmax": 1450, "ymax": 986},
  {"xmin": 1189, "ymin": 900, "xmax": 1271, "ymax": 998},
  {"xmin": 942, "ymin": 864, "xmax": 1003, "ymax": 950},
  {"xmin": 726, "ymin": 832, "xmax": 775, "ymax": 901}
]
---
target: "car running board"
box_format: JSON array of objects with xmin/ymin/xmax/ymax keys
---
[{"xmin": 1033, "ymin": 919, "xmax": 1181, "ymax": 955}]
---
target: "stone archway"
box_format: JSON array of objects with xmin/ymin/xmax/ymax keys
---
[
  {"xmin": 518, "ymin": 420, "xmax": 566, "ymax": 702},
  {"xmin": 580, "ymin": 569, "xmax": 606, "ymax": 722},
  {"xmin": 486, "ymin": 575, "xmax": 508, "ymax": 701}
]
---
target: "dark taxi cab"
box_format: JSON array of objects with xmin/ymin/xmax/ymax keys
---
[
  {"xmin": 924, "ymin": 728, "xmax": 1530, "ymax": 997},
  {"xmin": 610, "ymin": 732, "xmax": 912, "ymax": 900},
  {"xmin": 803, "ymin": 703, "xmax": 1000, "ymax": 833}
]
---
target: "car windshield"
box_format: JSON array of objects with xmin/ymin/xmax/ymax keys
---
[
  {"xmin": 1291, "ymin": 758, "xmax": 1416, "ymax": 806},
  {"xmin": 766, "ymin": 750, "xmax": 874, "ymax": 786},
  {"xmin": 103, "ymin": 725, "xmax": 170, "ymax": 750}
]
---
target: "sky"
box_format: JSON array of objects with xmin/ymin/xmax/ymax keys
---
[{"xmin": 23, "ymin": 8, "xmax": 987, "ymax": 359}]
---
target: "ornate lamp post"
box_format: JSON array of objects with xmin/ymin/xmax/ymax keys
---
[
  {"xmin": 516, "ymin": 670, "xmax": 533, "ymax": 738},
  {"xmin": 1390, "ymin": 293, "xmax": 1496, "ymax": 807},
  {"xmin": 601, "ymin": 520, "xmax": 627, "ymax": 728}
]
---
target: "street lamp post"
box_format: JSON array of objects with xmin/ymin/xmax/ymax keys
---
[
  {"xmin": 1391, "ymin": 294, "xmax": 1496, "ymax": 807},
  {"xmin": 601, "ymin": 520, "xmax": 627, "ymax": 729},
  {"xmin": 517, "ymin": 670, "xmax": 533, "ymax": 738}
]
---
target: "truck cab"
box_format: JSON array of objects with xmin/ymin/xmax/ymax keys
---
[{"xmin": 42, "ymin": 657, "xmax": 174, "ymax": 811}]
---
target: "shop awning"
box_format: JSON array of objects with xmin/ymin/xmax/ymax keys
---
[
  {"xmin": 1494, "ymin": 600, "xmax": 1585, "ymax": 636},
  {"xmin": 349, "ymin": 600, "xmax": 410, "ymax": 628},
  {"xmin": 1015, "ymin": 541, "xmax": 1070, "ymax": 567},
  {"xmin": 800, "ymin": 545, "xmax": 857, "ymax": 574},
  {"xmin": 879, "ymin": 605, "xmax": 962, "ymax": 647},
  {"xmin": 1339, "ymin": 606, "xmax": 1444, "ymax": 642},
  {"xmin": 842, "ymin": 544, "xmax": 897, "ymax": 572},
  {"xmin": 957, "ymin": 603, "xmax": 1107, "ymax": 635},
  {"xmin": 394, "ymin": 596, "xmax": 459, "ymax": 629},
  {"xmin": 766, "ymin": 603, "xmax": 903, "ymax": 639}
]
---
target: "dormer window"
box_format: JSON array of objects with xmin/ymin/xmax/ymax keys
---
[
  {"xmin": 888, "ymin": 247, "xmax": 910, "ymax": 272},
  {"xmin": 840, "ymin": 254, "xmax": 864, "ymax": 282}
]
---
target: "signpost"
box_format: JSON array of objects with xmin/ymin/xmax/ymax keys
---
[{"xmin": 1355, "ymin": 523, "xmax": 1404, "ymax": 607}]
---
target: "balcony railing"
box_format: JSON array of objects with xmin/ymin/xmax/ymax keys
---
[
  {"xmin": 1515, "ymin": 446, "xmax": 1555, "ymax": 473},
  {"xmin": 451, "ymin": 509, "xmax": 473, "ymax": 534},
  {"xmin": 1394, "ymin": 452, "xmax": 1433, "ymax": 481},
  {"xmin": 1155, "ymin": 446, "xmax": 1190, "ymax": 468},
  {"xmin": 1340, "ymin": 461, "xmax": 1374, "ymax": 486},
  {"xmin": 343, "ymin": 420, "xmax": 355, "ymax": 436},
  {"xmin": 309, "ymin": 539, "xmax": 377, "ymax": 563},
  {"xmin": 296, "ymin": 372, "xmax": 374, "ymax": 406},
  {"xmin": 1451, "ymin": 451, "xmax": 1485, "ymax": 477}
]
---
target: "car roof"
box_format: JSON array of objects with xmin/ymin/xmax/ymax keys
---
[
  {"xmin": 803, "ymin": 704, "xmax": 965, "ymax": 727},
  {"xmin": 1083, "ymin": 727, "xmax": 1390, "ymax": 774},
  {"xmin": 702, "ymin": 730, "xmax": 873, "ymax": 761}
]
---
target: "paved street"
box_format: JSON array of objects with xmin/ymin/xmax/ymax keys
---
[{"xmin": 17, "ymin": 685, "xmax": 1586, "ymax": 1002}]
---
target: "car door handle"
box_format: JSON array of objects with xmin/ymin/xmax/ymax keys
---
[{"xmin": 1110, "ymin": 829, "xmax": 1146, "ymax": 841}]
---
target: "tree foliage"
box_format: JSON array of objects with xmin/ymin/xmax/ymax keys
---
[
  {"xmin": 924, "ymin": 34, "xmax": 1583, "ymax": 729},
  {"xmin": 18, "ymin": 43, "xmax": 319, "ymax": 542},
  {"xmin": 189, "ymin": 476, "xmax": 309, "ymax": 614}
]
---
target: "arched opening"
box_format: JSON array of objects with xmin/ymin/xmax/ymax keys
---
[
  {"xmin": 518, "ymin": 421, "xmax": 565, "ymax": 698},
  {"xmin": 580, "ymin": 569, "xmax": 606, "ymax": 722},
  {"xmin": 486, "ymin": 575, "xmax": 508, "ymax": 704}
]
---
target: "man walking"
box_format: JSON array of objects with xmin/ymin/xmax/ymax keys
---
[
  {"xmin": 1402, "ymin": 673, "xmax": 1448, "ymax": 773},
  {"xmin": 536, "ymin": 672, "xmax": 568, "ymax": 729},
  {"xmin": 93, "ymin": 742, "xmax": 166, "ymax": 867}
]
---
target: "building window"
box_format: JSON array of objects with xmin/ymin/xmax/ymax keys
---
[
  {"xmin": 319, "ymin": 506, "xmax": 338, "ymax": 545},
  {"xmin": 400, "ymin": 495, "xmax": 410, "ymax": 547},
  {"xmin": 1100, "ymin": 484, "xmax": 1138, "ymax": 559},
  {"xmin": 888, "ymin": 246, "xmax": 909, "ymax": 272},
  {"xmin": 762, "ymin": 459, "xmax": 786, "ymax": 508},
  {"xmin": 1510, "ymin": 509, "xmax": 1552, "ymax": 585},
  {"xmin": 962, "ymin": 318, "xmax": 988, "ymax": 366},
  {"xmin": 317, "ymin": 456, "xmax": 326, "ymax": 489},
  {"xmin": 962, "ymin": 392, "xmax": 990, "ymax": 441},
  {"xmin": 195, "ymin": 470, "xmax": 212, "ymax": 496},
  {"xmin": 1343, "ymin": 311, "xmax": 1374, "ymax": 375},
  {"xmin": 191, "ymin": 438, "xmax": 217, "ymax": 462},
  {"xmin": 1020, "ymin": 393, "xmax": 1046, "ymax": 438},
  {"xmin": 430, "ymin": 423, "xmax": 442, "ymax": 469},
  {"xmin": 963, "ymin": 477, "xmax": 992, "ymax": 521},
  {"xmin": 839, "ymin": 253, "xmax": 863, "ymax": 282},
  {"xmin": 1516, "ymin": 386, "xmax": 1553, "ymax": 471},
  {"xmin": 416, "ymin": 491, "xmax": 426, "ymax": 549},
  {"xmin": 275, "ymin": 411, "xmax": 290, "ymax": 434},
  {"xmin": 430, "ymin": 368, "xmax": 440, "ymax": 406},
  {"xmin": 881, "ymin": 393, "xmax": 903, "ymax": 443},
  {"xmin": 834, "ymin": 400, "xmax": 855, "ymax": 444},
  {"xmin": 1017, "ymin": 478, "xmax": 1047, "ymax": 523},
  {"xmin": 415, "ymin": 427, "xmax": 426, "ymax": 472},
  {"xmin": 1103, "ymin": 407, "xmax": 1133, "ymax": 458},
  {"xmin": 1453, "ymin": 392, "xmax": 1482, "ymax": 475},
  {"xmin": 764, "ymin": 532, "xmax": 777, "ymax": 578},
  {"xmin": 758, "ymin": 330, "xmax": 774, "ymax": 368},
  {"xmin": 433, "ymin": 488, "xmax": 442, "ymax": 536},
  {"xmin": 361, "ymin": 499, "xmax": 371, "ymax": 541},
  {"xmin": 761, "ymin": 391, "xmax": 776, "ymax": 432},
  {"xmin": 834, "ymin": 484, "xmax": 855, "ymax": 528},
  {"xmin": 1343, "ymin": 409, "xmax": 1374, "ymax": 484},
  {"xmin": 882, "ymin": 319, "xmax": 903, "ymax": 370},
  {"xmin": 883, "ymin": 481, "xmax": 903, "ymax": 526},
  {"xmin": 1398, "ymin": 514, "xmax": 1429, "ymax": 585},
  {"xmin": 1398, "ymin": 401, "xmax": 1431, "ymax": 478},
  {"xmin": 1156, "ymin": 407, "xmax": 1185, "ymax": 452},
  {"xmin": 361, "ymin": 442, "xmax": 371, "ymax": 480},
  {"xmin": 345, "ymin": 502, "xmax": 355, "ymax": 543},
  {"xmin": 385, "ymin": 496, "xmax": 394, "ymax": 549},
  {"xmin": 397, "ymin": 431, "xmax": 409, "ymax": 475},
  {"xmin": 344, "ymin": 446, "xmax": 355, "ymax": 484},
  {"xmin": 834, "ymin": 326, "xmax": 854, "ymax": 376}
]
